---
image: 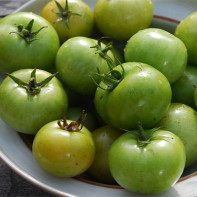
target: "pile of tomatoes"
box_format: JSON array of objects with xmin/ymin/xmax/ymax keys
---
[{"xmin": 0, "ymin": 0, "xmax": 197, "ymax": 195}]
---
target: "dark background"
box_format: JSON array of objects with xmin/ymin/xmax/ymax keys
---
[{"xmin": 0, "ymin": 0, "xmax": 55, "ymax": 196}]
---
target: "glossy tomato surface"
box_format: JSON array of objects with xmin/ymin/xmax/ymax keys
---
[
  {"xmin": 124, "ymin": 28, "xmax": 187, "ymax": 84},
  {"xmin": 94, "ymin": 62, "xmax": 172, "ymax": 130},
  {"xmin": 175, "ymin": 12, "xmax": 197, "ymax": 66},
  {"xmin": 55, "ymin": 36, "xmax": 114, "ymax": 95},
  {"xmin": 109, "ymin": 129, "xmax": 186, "ymax": 194},
  {"xmin": 0, "ymin": 12, "xmax": 60, "ymax": 74},
  {"xmin": 41, "ymin": 0, "xmax": 94, "ymax": 43},
  {"xmin": 94, "ymin": 0, "xmax": 153, "ymax": 41},
  {"xmin": 157, "ymin": 103, "xmax": 197, "ymax": 167},
  {"xmin": 32, "ymin": 120, "xmax": 95, "ymax": 177},
  {"xmin": 0, "ymin": 69, "xmax": 68, "ymax": 135}
]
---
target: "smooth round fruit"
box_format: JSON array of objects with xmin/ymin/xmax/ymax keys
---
[
  {"xmin": 0, "ymin": 12, "xmax": 60, "ymax": 74},
  {"xmin": 109, "ymin": 129, "xmax": 186, "ymax": 194},
  {"xmin": 157, "ymin": 103, "xmax": 197, "ymax": 167},
  {"xmin": 171, "ymin": 65, "xmax": 197, "ymax": 108},
  {"xmin": 41, "ymin": 0, "xmax": 94, "ymax": 43},
  {"xmin": 94, "ymin": 0, "xmax": 153, "ymax": 41},
  {"xmin": 32, "ymin": 120, "xmax": 95, "ymax": 177},
  {"xmin": 94, "ymin": 62, "xmax": 172, "ymax": 130},
  {"xmin": 55, "ymin": 36, "xmax": 114, "ymax": 95},
  {"xmin": 0, "ymin": 69, "xmax": 68, "ymax": 135},
  {"xmin": 175, "ymin": 12, "xmax": 197, "ymax": 66},
  {"xmin": 124, "ymin": 28, "xmax": 187, "ymax": 84},
  {"xmin": 88, "ymin": 125, "xmax": 123, "ymax": 184}
]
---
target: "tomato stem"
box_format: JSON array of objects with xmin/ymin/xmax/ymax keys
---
[
  {"xmin": 58, "ymin": 109, "xmax": 87, "ymax": 132},
  {"xmin": 9, "ymin": 19, "xmax": 47, "ymax": 43},
  {"xmin": 137, "ymin": 122, "xmax": 147, "ymax": 141},
  {"xmin": 54, "ymin": 0, "xmax": 81, "ymax": 29},
  {"xmin": 7, "ymin": 68, "xmax": 58, "ymax": 95},
  {"xmin": 90, "ymin": 37, "xmax": 125, "ymax": 90}
]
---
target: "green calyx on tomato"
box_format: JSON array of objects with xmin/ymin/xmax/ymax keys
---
[
  {"xmin": 9, "ymin": 19, "xmax": 47, "ymax": 43},
  {"xmin": 90, "ymin": 37, "xmax": 124, "ymax": 90},
  {"xmin": 54, "ymin": 0, "xmax": 81, "ymax": 29},
  {"xmin": 57, "ymin": 109, "xmax": 87, "ymax": 132},
  {"xmin": 7, "ymin": 68, "xmax": 58, "ymax": 95}
]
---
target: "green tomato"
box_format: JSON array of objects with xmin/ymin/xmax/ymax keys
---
[
  {"xmin": 109, "ymin": 129, "xmax": 186, "ymax": 194},
  {"xmin": 157, "ymin": 103, "xmax": 197, "ymax": 167},
  {"xmin": 94, "ymin": 62, "xmax": 172, "ymax": 130},
  {"xmin": 41, "ymin": 0, "xmax": 94, "ymax": 43},
  {"xmin": 94, "ymin": 0, "xmax": 153, "ymax": 41},
  {"xmin": 32, "ymin": 119, "xmax": 95, "ymax": 177},
  {"xmin": 124, "ymin": 28, "xmax": 187, "ymax": 84},
  {"xmin": 0, "ymin": 69, "xmax": 68, "ymax": 135},
  {"xmin": 175, "ymin": 12, "xmax": 197, "ymax": 66},
  {"xmin": 88, "ymin": 125, "xmax": 123, "ymax": 184},
  {"xmin": 0, "ymin": 12, "xmax": 60, "ymax": 74},
  {"xmin": 171, "ymin": 65, "xmax": 197, "ymax": 108},
  {"xmin": 55, "ymin": 36, "xmax": 114, "ymax": 95},
  {"xmin": 66, "ymin": 107, "xmax": 98, "ymax": 131}
]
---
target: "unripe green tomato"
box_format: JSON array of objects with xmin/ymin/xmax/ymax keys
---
[
  {"xmin": 0, "ymin": 69, "xmax": 68, "ymax": 135},
  {"xmin": 41, "ymin": 0, "xmax": 94, "ymax": 43},
  {"xmin": 0, "ymin": 12, "xmax": 60, "ymax": 74},
  {"xmin": 94, "ymin": 0, "xmax": 153, "ymax": 41},
  {"xmin": 94, "ymin": 62, "xmax": 172, "ymax": 130},
  {"xmin": 171, "ymin": 65, "xmax": 197, "ymax": 108},
  {"xmin": 33, "ymin": 120, "xmax": 95, "ymax": 177},
  {"xmin": 88, "ymin": 125, "xmax": 124, "ymax": 184},
  {"xmin": 55, "ymin": 36, "xmax": 114, "ymax": 96},
  {"xmin": 109, "ymin": 129, "xmax": 186, "ymax": 194},
  {"xmin": 124, "ymin": 28, "xmax": 187, "ymax": 84},
  {"xmin": 175, "ymin": 12, "xmax": 197, "ymax": 66},
  {"xmin": 157, "ymin": 103, "xmax": 197, "ymax": 167}
]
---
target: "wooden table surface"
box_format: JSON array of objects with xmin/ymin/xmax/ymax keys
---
[{"xmin": 0, "ymin": 1, "xmax": 55, "ymax": 196}]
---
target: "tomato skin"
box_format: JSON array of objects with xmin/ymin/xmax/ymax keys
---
[
  {"xmin": 171, "ymin": 65, "xmax": 197, "ymax": 108},
  {"xmin": 94, "ymin": 0, "xmax": 153, "ymax": 41},
  {"xmin": 124, "ymin": 28, "xmax": 187, "ymax": 84},
  {"xmin": 0, "ymin": 69, "xmax": 68, "ymax": 135},
  {"xmin": 41, "ymin": 0, "xmax": 94, "ymax": 43},
  {"xmin": 32, "ymin": 120, "xmax": 95, "ymax": 177},
  {"xmin": 157, "ymin": 103, "xmax": 197, "ymax": 167},
  {"xmin": 94, "ymin": 62, "xmax": 172, "ymax": 130},
  {"xmin": 88, "ymin": 125, "xmax": 124, "ymax": 184},
  {"xmin": 0, "ymin": 12, "xmax": 60, "ymax": 74},
  {"xmin": 55, "ymin": 36, "xmax": 114, "ymax": 96},
  {"xmin": 175, "ymin": 12, "xmax": 197, "ymax": 66},
  {"xmin": 109, "ymin": 130, "xmax": 186, "ymax": 194}
]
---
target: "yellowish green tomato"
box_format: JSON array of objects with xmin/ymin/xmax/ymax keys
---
[
  {"xmin": 32, "ymin": 115, "xmax": 95, "ymax": 177},
  {"xmin": 88, "ymin": 125, "xmax": 124, "ymax": 184},
  {"xmin": 41, "ymin": 0, "xmax": 94, "ymax": 43},
  {"xmin": 157, "ymin": 103, "xmax": 197, "ymax": 167},
  {"xmin": 175, "ymin": 12, "xmax": 197, "ymax": 66},
  {"xmin": 124, "ymin": 28, "xmax": 187, "ymax": 84},
  {"xmin": 94, "ymin": 0, "xmax": 153, "ymax": 41}
]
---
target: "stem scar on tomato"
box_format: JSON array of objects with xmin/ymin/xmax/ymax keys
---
[
  {"xmin": 10, "ymin": 19, "xmax": 48, "ymax": 43},
  {"xmin": 54, "ymin": 0, "xmax": 81, "ymax": 29}
]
